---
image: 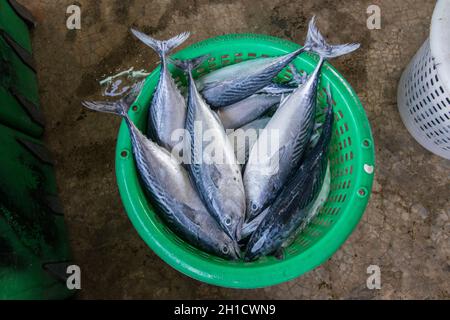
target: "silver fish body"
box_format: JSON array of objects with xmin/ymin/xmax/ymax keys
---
[
  {"xmin": 128, "ymin": 124, "xmax": 239, "ymax": 259},
  {"xmin": 240, "ymin": 135, "xmax": 329, "ymax": 241},
  {"xmin": 244, "ymin": 17, "xmax": 359, "ymax": 220},
  {"xmin": 281, "ymin": 162, "xmax": 330, "ymax": 248},
  {"xmin": 244, "ymin": 100, "xmax": 334, "ymax": 261},
  {"xmin": 217, "ymin": 94, "xmax": 281, "ymax": 130},
  {"xmin": 244, "ymin": 66, "xmax": 320, "ymax": 220},
  {"xmin": 83, "ymin": 93, "xmax": 239, "ymax": 260},
  {"xmin": 197, "ymin": 47, "xmax": 307, "ymax": 109},
  {"xmin": 131, "ymin": 30, "xmax": 190, "ymax": 150},
  {"xmin": 174, "ymin": 57, "xmax": 246, "ymax": 241},
  {"xmin": 217, "ymin": 70, "xmax": 307, "ymax": 130}
]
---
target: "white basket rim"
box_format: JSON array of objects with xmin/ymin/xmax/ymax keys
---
[{"xmin": 430, "ymin": 0, "xmax": 450, "ymax": 94}]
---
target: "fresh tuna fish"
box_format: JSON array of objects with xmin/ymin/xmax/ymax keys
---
[
  {"xmin": 173, "ymin": 57, "xmax": 246, "ymax": 241},
  {"xmin": 241, "ymin": 139, "xmax": 330, "ymax": 240},
  {"xmin": 217, "ymin": 67, "xmax": 307, "ymax": 130},
  {"xmin": 131, "ymin": 29, "xmax": 190, "ymax": 150},
  {"xmin": 280, "ymin": 162, "xmax": 330, "ymax": 249},
  {"xmin": 195, "ymin": 26, "xmax": 324, "ymax": 108},
  {"xmin": 82, "ymin": 87, "xmax": 240, "ymax": 260},
  {"xmin": 244, "ymin": 92, "xmax": 334, "ymax": 261},
  {"xmin": 227, "ymin": 117, "xmax": 271, "ymax": 165},
  {"xmin": 244, "ymin": 17, "xmax": 359, "ymax": 220}
]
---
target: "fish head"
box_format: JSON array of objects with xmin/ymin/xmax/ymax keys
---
[
  {"xmin": 223, "ymin": 196, "xmax": 245, "ymax": 241},
  {"xmin": 217, "ymin": 237, "xmax": 241, "ymax": 260},
  {"xmin": 246, "ymin": 196, "xmax": 267, "ymax": 221}
]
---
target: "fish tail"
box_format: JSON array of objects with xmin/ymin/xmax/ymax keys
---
[
  {"xmin": 170, "ymin": 55, "xmax": 210, "ymax": 73},
  {"xmin": 304, "ymin": 16, "xmax": 360, "ymax": 59},
  {"xmin": 131, "ymin": 29, "xmax": 190, "ymax": 59},
  {"xmin": 82, "ymin": 99, "xmax": 129, "ymax": 118},
  {"xmin": 82, "ymin": 81, "xmax": 143, "ymax": 117}
]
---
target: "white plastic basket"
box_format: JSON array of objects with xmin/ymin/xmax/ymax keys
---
[{"xmin": 397, "ymin": 0, "xmax": 450, "ymax": 159}]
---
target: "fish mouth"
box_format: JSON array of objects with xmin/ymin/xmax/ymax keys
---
[
  {"xmin": 234, "ymin": 219, "xmax": 244, "ymax": 242},
  {"xmin": 232, "ymin": 241, "xmax": 242, "ymax": 260}
]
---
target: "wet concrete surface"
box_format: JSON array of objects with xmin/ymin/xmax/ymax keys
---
[{"xmin": 17, "ymin": 0, "xmax": 449, "ymax": 299}]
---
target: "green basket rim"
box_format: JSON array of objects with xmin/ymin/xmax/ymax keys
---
[{"xmin": 115, "ymin": 33, "xmax": 375, "ymax": 289}]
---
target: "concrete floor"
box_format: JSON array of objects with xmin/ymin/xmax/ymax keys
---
[{"xmin": 18, "ymin": 0, "xmax": 449, "ymax": 299}]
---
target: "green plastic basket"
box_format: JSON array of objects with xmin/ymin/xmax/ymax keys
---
[{"xmin": 115, "ymin": 34, "xmax": 375, "ymax": 288}]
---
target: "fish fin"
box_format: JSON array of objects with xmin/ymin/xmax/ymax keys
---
[
  {"xmin": 304, "ymin": 16, "xmax": 360, "ymax": 59},
  {"xmin": 289, "ymin": 64, "xmax": 308, "ymax": 85},
  {"xmin": 308, "ymin": 132, "xmax": 321, "ymax": 149},
  {"xmin": 242, "ymin": 207, "xmax": 270, "ymax": 238},
  {"xmin": 325, "ymin": 84, "xmax": 333, "ymax": 108},
  {"xmin": 131, "ymin": 29, "xmax": 190, "ymax": 58},
  {"xmin": 170, "ymin": 55, "xmax": 210, "ymax": 73},
  {"xmin": 314, "ymin": 122, "xmax": 323, "ymax": 130},
  {"xmin": 279, "ymin": 93, "xmax": 290, "ymax": 106}
]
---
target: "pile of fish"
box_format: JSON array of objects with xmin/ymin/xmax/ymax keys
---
[{"xmin": 83, "ymin": 17, "xmax": 359, "ymax": 261}]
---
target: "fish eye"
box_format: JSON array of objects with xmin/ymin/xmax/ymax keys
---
[
  {"xmin": 252, "ymin": 204, "xmax": 257, "ymax": 210},
  {"xmin": 222, "ymin": 245, "xmax": 229, "ymax": 254},
  {"xmin": 225, "ymin": 217, "xmax": 232, "ymax": 226}
]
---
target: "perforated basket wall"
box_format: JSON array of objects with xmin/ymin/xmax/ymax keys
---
[
  {"xmin": 115, "ymin": 34, "xmax": 375, "ymax": 288},
  {"xmin": 398, "ymin": 39, "xmax": 450, "ymax": 159}
]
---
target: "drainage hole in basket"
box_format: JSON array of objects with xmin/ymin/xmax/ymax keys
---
[
  {"xmin": 120, "ymin": 150, "xmax": 129, "ymax": 159},
  {"xmin": 362, "ymin": 139, "xmax": 372, "ymax": 148},
  {"xmin": 357, "ymin": 187, "xmax": 368, "ymax": 198},
  {"xmin": 131, "ymin": 105, "xmax": 139, "ymax": 112}
]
